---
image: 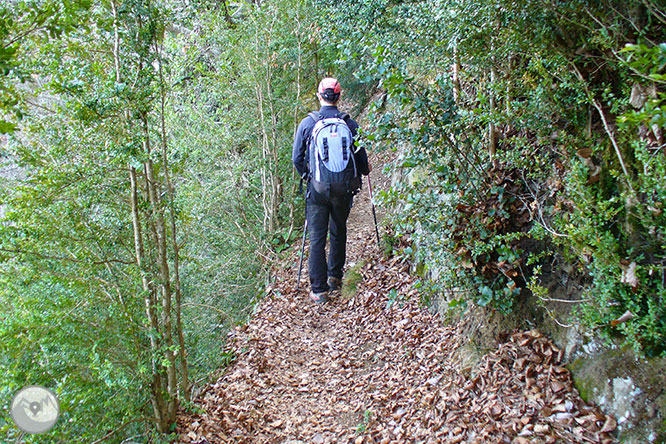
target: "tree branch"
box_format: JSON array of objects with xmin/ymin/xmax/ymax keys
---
[
  {"xmin": 89, "ymin": 417, "xmax": 152, "ymax": 444},
  {"xmin": 0, "ymin": 247, "xmax": 134, "ymax": 265},
  {"xmin": 570, "ymin": 63, "xmax": 635, "ymax": 194},
  {"xmin": 641, "ymin": 0, "xmax": 666, "ymax": 26},
  {"xmin": 182, "ymin": 302, "xmax": 231, "ymax": 318}
]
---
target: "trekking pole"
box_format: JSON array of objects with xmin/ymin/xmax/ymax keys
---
[
  {"xmin": 367, "ymin": 175, "xmax": 381, "ymax": 246},
  {"xmin": 296, "ymin": 217, "xmax": 307, "ymax": 290}
]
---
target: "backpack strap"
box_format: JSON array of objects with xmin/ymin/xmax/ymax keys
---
[
  {"xmin": 337, "ymin": 113, "xmax": 358, "ymax": 159},
  {"xmin": 307, "ymin": 111, "xmax": 323, "ymax": 157},
  {"xmin": 340, "ymin": 113, "xmax": 358, "ymax": 177},
  {"xmin": 322, "ymin": 137, "xmax": 329, "ymax": 162}
]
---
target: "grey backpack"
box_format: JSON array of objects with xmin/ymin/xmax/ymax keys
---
[{"xmin": 308, "ymin": 111, "xmax": 361, "ymax": 195}]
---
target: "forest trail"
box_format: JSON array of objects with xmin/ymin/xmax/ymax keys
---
[{"xmin": 178, "ymin": 151, "xmax": 618, "ymax": 444}]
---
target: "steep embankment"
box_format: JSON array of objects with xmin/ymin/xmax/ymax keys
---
[{"xmin": 177, "ymin": 152, "xmax": 618, "ymax": 444}]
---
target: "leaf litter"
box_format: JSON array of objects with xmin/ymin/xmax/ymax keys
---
[{"xmin": 178, "ymin": 154, "xmax": 616, "ymax": 444}]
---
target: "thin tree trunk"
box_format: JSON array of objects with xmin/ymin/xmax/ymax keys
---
[
  {"xmin": 141, "ymin": 115, "xmax": 178, "ymax": 425},
  {"xmin": 135, "ymin": 0, "xmax": 178, "ymax": 425},
  {"xmin": 255, "ymin": 83, "xmax": 271, "ymax": 232},
  {"xmin": 112, "ymin": 0, "xmax": 167, "ymax": 429},
  {"xmin": 505, "ymin": 55, "xmax": 514, "ymax": 114},
  {"xmin": 155, "ymin": 41, "xmax": 190, "ymax": 402},
  {"xmin": 287, "ymin": 11, "xmax": 305, "ymax": 240},
  {"xmin": 266, "ymin": 76, "xmax": 280, "ymax": 234},
  {"xmin": 130, "ymin": 166, "xmax": 165, "ymax": 427},
  {"xmin": 489, "ymin": 64, "xmax": 498, "ymax": 160},
  {"xmin": 252, "ymin": 14, "xmax": 280, "ymax": 235},
  {"xmin": 452, "ymin": 47, "xmax": 461, "ymax": 106}
]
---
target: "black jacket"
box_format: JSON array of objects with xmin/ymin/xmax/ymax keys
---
[{"xmin": 292, "ymin": 105, "xmax": 370, "ymax": 178}]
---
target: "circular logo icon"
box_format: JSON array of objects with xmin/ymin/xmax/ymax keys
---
[{"xmin": 10, "ymin": 386, "xmax": 60, "ymax": 434}]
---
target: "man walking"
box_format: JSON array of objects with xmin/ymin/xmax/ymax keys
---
[{"xmin": 293, "ymin": 77, "xmax": 371, "ymax": 304}]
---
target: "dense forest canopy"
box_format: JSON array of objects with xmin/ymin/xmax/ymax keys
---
[{"xmin": 1, "ymin": 0, "xmax": 664, "ymax": 442}]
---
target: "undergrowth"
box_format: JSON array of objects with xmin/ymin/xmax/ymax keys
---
[{"xmin": 322, "ymin": 0, "xmax": 666, "ymax": 357}]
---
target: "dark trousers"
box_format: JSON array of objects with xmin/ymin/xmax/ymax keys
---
[{"xmin": 307, "ymin": 186, "xmax": 352, "ymax": 293}]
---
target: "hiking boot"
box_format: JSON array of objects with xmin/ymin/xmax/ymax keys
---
[
  {"xmin": 327, "ymin": 276, "xmax": 342, "ymax": 291},
  {"xmin": 309, "ymin": 290, "xmax": 329, "ymax": 304}
]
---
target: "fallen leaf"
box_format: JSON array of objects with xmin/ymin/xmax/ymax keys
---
[
  {"xmin": 577, "ymin": 148, "xmax": 593, "ymax": 159},
  {"xmin": 620, "ymin": 261, "xmax": 639, "ymax": 288},
  {"xmin": 534, "ymin": 424, "xmax": 549, "ymax": 433},
  {"xmin": 611, "ymin": 310, "xmax": 635, "ymax": 327},
  {"xmin": 551, "ymin": 381, "xmax": 565, "ymax": 393},
  {"xmin": 600, "ymin": 415, "xmax": 617, "ymax": 433}
]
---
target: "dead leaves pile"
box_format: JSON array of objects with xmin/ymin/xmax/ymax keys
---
[
  {"xmin": 178, "ymin": 156, "xmax": 615, "ymax": 443},
  {"xmin": 177, "ymin": 253, "xmax": 617, "ymax": 444},
  {"xmin": 439, "ymin": 330, "xmax": 618, "ymax": 444}
]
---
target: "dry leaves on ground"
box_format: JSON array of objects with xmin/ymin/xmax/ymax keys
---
[
  {"xmin": 178, "ymin": 253, "xmax": 616, "ymax": 444},
  {"xmin": 178, "ymin": 153, "xmax": 616, "ymax": 443}
]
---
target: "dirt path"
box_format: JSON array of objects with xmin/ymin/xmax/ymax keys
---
[{"xmin": 178, "ymin": 152, "xmax": 617, "ymax": 444}]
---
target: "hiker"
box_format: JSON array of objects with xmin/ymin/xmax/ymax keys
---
[{"xmin": 292, "ymin": 77, "xmax": 371, "ymax": 304}]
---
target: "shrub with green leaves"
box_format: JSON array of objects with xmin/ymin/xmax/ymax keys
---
[{"xmin": 322, "ymin": 0, "xmax": 666, "ymax": 356}]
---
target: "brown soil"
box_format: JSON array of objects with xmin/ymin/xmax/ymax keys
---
[{"xmin": 177, "ymin": 151, "xmax": 617, "ymax": 444}]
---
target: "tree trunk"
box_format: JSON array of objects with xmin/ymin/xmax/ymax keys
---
[
  {"xmin": 156, "ymin": 40, "xmax": 190, "ymax": 402},
  {"xmin": 113, "ymin": 0, "xmax": 169, "ymax": 430},
  {"xmin": 141, "ymin": 115, "xmax": 179, "ymax": 426},
  {"xmin": 252, "ymin": 18, "xmax": 280, "ymax": 235},
  {"xmin": 489, "ymin": 65, "xmax": 498, "ymax": 162},
  {"xmin": 266, "ymin": 74, "xmax": 281, "ymax": 235},
  {"xmin": 505, "ymin": 55, "xmax": 514, "ymax": 114},
  {"xmin": 113, "ymin": 0, "xmax": 181, "ymax": 431},
  {"xmin": 256, "ymin": 83, "xmax": 271, "ymax": 232},
  {"xmin": 287, "ymin": 13, "xmax": 305, "ymax": 240},
  {"xmin": 130, "ymin": 166, "xmax": 166, "ymax": 428},
  {"xmin": 452, "ymin": 47, "xmax": 461, "ymax": 106}
]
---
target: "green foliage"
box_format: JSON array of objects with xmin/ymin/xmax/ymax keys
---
[
  {"xmin": 355, "ymin": 409, "xmax": 374, "ymax": 436},
  {"xmin": 3, "ymin": 0, "xmax": 329, "ymax": 440},
  {"xmin": 1, "ymin": 2, "xmax": 665, "ymax": 444},
  {"xmin": 325, "ymin": 0, "xmax": 666, "ymax": 356},
  {"xmin": 0, "ymin": 0, "xmax": 91, "ymax": 133},
  {"xmin": 165, "ymin": 0, "xmax": 321, "ymax": 377},
  {"xmin": 2, "ymin": 1, "xmax": 190, "ymax": 441},
  {"xmin": 622, "ymin": 43, "xmax": 666, "ymax": 83}
]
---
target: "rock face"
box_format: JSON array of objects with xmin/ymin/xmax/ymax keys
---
[
  {"xmin": 564, "ymin": 334, "xmax": 666, "ymax": 444},
  {"xmin": 447, "ymin": 283, "xmax": 666, "ymax": 444},
  {"xmin": 444, "ymin": 273, "xmax": 666, "ymax": 444},
  {"xmin": 531, "ymin": 264, "xmax": 666, "ymax": 444}
]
